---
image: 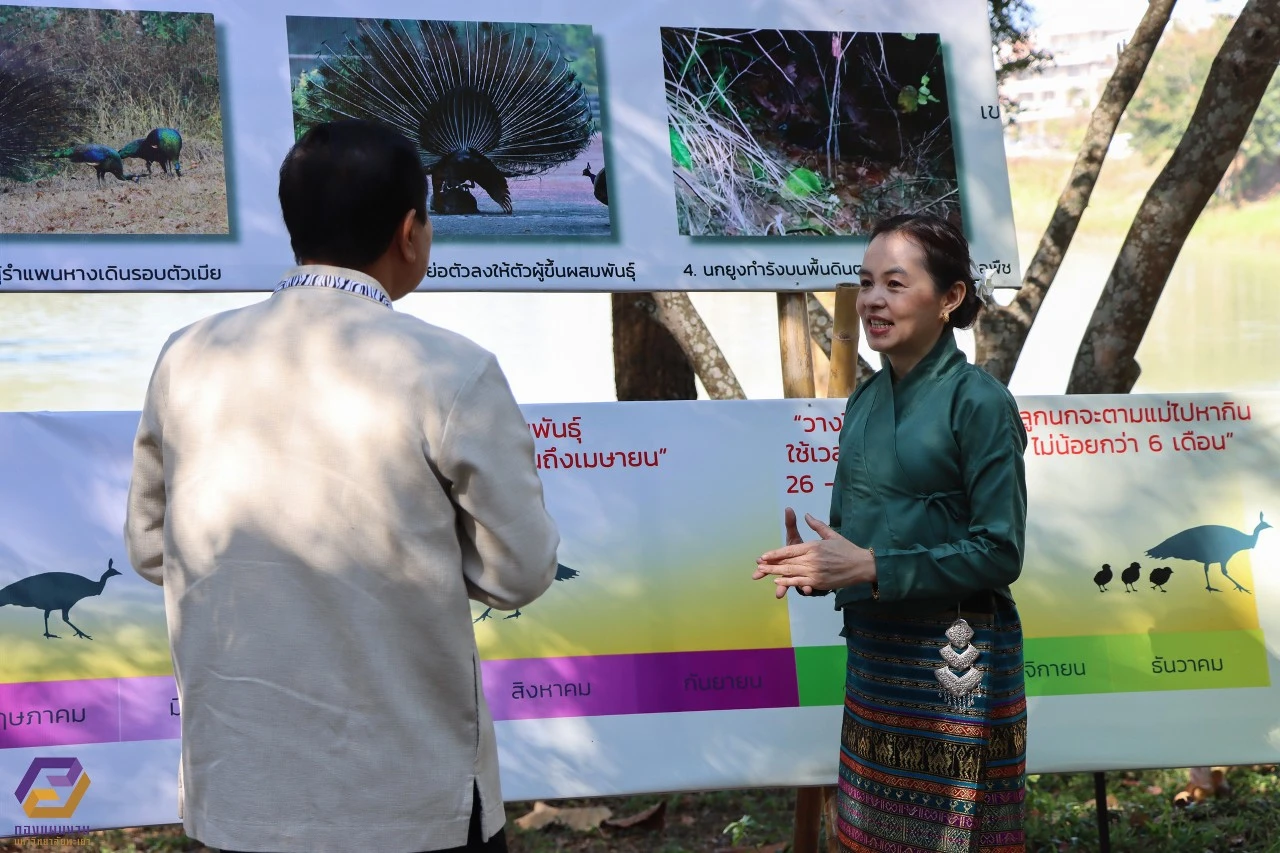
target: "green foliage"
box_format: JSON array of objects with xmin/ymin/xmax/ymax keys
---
[
  {"xmin": 898, "ymin": 74, "xmax": 941, "ymax": 114},
  {"xmin": 1123, "ymin": 16, "xmax": 1280, "ymax": 201},
  {"xmin": 783, "ymin": 166, "xmax": 824, "ymax": 198},
  {"xmin": 669, "ymin": 126, "xmax": 693, "ymax": 170},
  {"xmin": 1026, "ymin": 768, "xmax": 1280, "ymax": 852},
  {"xmin": 541, "ymin": 24, "xmax": 599, "ymax": 97},
  {"xmin": 721, "ymin": 814, "xmax": 758, "ymax": 846},
  {"xmin": 988, "ymin": 0, "xmax": 1049, "ymax": 83}
]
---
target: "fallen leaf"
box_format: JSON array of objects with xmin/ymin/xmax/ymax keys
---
[
  {"xmin": 514, "ymin": 801, "xmax": 559, "ymax": 831},
  {"xmin": 680, "ymin": 815, "xmax": 696, "ymax": 826},
  {"xmin": 558, "ymin": 806, "xmax": 613, "ymax": 832},
  {"xmin": 602, "ymin": 800, "xmax": 666, "ymax": 831}
]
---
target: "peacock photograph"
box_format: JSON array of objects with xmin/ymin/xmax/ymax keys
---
[
  {"xmin": 288, "ymin": 16, "xmax": 610, "ymax": 238},
  {"xmin": 0, "ymin": 6, "xmax": 227, "ymax": 235},
  {"xmin": 662, "ymin": 28, "xmax": 961, "ymax": 238}
]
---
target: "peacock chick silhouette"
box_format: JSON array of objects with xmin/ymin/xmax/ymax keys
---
[
  {"xmin": 0, "ymin": 558, "xmax": 121, "ymax": 639},
  {"xmin": 1146, "ymin": 512, "xmax": 1270, "ymax": 594},
  {"xmin": 119, "ymin": 128, "xmax": 183, "ymax": 177},
  {"xmin": 301, "ymin": 19, "xmax": 592, "ymax": 215},
  {"xmin": 473, "ymin": 563, "xmax": 578, "ymax": 624},
  {"xmin": 1149, "ymin": 566, "xmax": 1174, "ymax": 592},
  {"xmin": 1092, "ymin": 563, "xmax": 1112, "ymax": 592},
  {"xmin": 1120, "ymin": 561, "xmax": 1142, "ymax": 593}
]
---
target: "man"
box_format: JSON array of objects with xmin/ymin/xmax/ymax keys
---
[{"xmin": 124, "ymin": 120, "xmax": 560, "ymax": 853}]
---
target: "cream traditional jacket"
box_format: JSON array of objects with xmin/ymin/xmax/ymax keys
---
[{"xmin": 125, "ymin": 266, "xmax": 559, "ymax": 853}]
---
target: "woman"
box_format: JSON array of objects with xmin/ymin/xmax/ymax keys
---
[{"xmin": 754, "ymin": 214, "xmax": 1028, "ymax": 852}]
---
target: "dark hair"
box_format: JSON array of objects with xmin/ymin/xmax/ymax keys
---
[
  {"xmin": 869, "ymin": 213, "xmax": 983, "ymax": 329},
  {"xmin": 279, "ymin": 120, "xmax": 427, "ymax": 269}
]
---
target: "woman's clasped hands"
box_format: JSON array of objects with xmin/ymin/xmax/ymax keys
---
[{"xmin": 753, "ymin": 507, "xmax": 877, "ymax": 599}]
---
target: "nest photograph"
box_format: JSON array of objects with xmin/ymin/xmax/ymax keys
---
[
  {"xmin": 0, "ymin": 6, "xmax": 227, "ymax": 235},
  {"xmin": 662, "ymin": 28, "xmax": 961, "ymax": 238},
  {"xmin": 288, "ymin": 16, "xmax": 611, "ymax": 239}
]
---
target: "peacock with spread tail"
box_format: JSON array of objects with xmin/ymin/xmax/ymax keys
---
[
  {"xmin": 299, "ymin": 18, "xmax": 593, "ymax": 214},
  {"xmin": 0, "ymin": 42, "xmax": 83, "ymax": 181},
  {"xmin": 119, "ymin": 127, "xmax": 183, "ymax": 177},
  {"xmin": 49, "ymin": 143, "xmax": 137, "ymax": 185}
]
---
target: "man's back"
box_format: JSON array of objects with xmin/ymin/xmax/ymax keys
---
[{"xmin": 126, "ymin": 281, "xmax": 559, "ymax": 852}]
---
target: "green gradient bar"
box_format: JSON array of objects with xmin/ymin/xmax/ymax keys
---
[
  {"xmin": 794, "ymin": 629, "xmax": 1269, "ymax": 705},
  {"xmin": 795, "ymin": 645, "xmax": 845, "ymax": 706},
  {"xmin": 1025, "ymin": 629, "xmax": 1270, "ymax": 696}
]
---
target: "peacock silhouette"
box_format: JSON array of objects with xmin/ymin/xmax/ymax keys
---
[
  {"xmin": 299, "ymin": 18, "xmax": 593, "ymax": 215},
  {"xmin": 0, "ymin": 557, "xmax": 122, "ymax": 639},
  {"xmin": 473, "ymin": 562, "xmax": 578, "ymax": 624},
  {"xmin": 0, "ymin": 42, "xmax": 83, "ymax": 181},
  {"xmin": 49, "ymin": 144, "xmax": 137, "ymax": 185},
  {"xmin": 582, "ymin": 162, "xmax": 608, "ymax": 205},
  {"xmin": 1146, "ymin": 512, "xmax": 1271, "ymax": 594},
  {"xmin": 119, "ymin": 127, "xmax": 182, "ymax": 177}
]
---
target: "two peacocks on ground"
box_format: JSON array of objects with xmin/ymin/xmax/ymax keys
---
[
  {"xmin": 0, "ymin": 42, "xmax": 83, "ymax": 181},
  {"xmin": 119, "ymin": 127, "xmax": 182, "ymax": 177},
  {"xmin": 300, "ymin": 19, "xmax": 593, "ymax": 214},
  {"xmin": 49, "ymin": 143, "xmax": 137, "ymax": 185}
]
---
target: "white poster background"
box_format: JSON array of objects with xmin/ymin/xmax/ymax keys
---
[{"xmin": 0, "ymin": 0, "xmax": 1018, "ymax": 293}]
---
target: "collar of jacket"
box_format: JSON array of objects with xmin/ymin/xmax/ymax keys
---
[
  {"xmin": 881, "ymin": 329, "xmax": 965, "ymax": 393},
  {"xmin": 277, "ymin": 264, "xmax": 393, "ymax": 308}
]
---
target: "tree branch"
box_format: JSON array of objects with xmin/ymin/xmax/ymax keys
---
[
  {"xmin": 975, "ymin": 0, "xmax": 1176, "ymax": 385},
  {"xmin": 1068, "ymin": 0, "xmax": 1280, "ymax": 393},
  {"xmin": 647, "ymin": 292, "xmax": 747, "ymax": 399}
]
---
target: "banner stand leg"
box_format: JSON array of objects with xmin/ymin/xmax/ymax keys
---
[
  {"xmin": 778, "ymin": 290, "xmax": 846, "ymax": 853},
  {"xmin": 1094, "ymin": 771, "xmax": 1111, "ymax": 853}
]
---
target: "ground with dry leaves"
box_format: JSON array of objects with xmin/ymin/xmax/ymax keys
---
[
  {"xmin": 0, "ymin": 142, "xmax": 228, "ymax": 235},
  {"xmin": 8, "ymin": 768, "xmax": 1280, "ymax": 852}
]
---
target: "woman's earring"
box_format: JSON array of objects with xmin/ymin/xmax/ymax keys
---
[{"xmin": 941, "ymin": 310, "xmax": 951, "ymax": 325}]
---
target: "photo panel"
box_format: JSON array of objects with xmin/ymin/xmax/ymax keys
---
[
  {"xmin": 0, "ymin": 5, "xmax": 228, "ymax": 235},
  {"xmin": 663, "ymin": 28, "xmax": 959, "ymax": 238},
  {"xmin": 286, "ymin": 16, "xmax": 612, "ymax": 239}
]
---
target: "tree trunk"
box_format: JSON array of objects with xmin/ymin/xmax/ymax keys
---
[
  {"xmin": 975, "ymin": 0, "xmax": 1176, "ymax": 385},
  {"xmin": 1068, "ymin": 0, "xmax": 1280, "ymax": 394},
  {"xmin": 611, "ymin": 293, "xmax": 696, "ymax": 401},
  {"xmin": 649, "ymin": 291, "xmax": 746, "ymax": 400}
]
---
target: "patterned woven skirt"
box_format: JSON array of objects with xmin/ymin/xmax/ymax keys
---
[{"xmin": 837, "ymin": 602, "xmax": 1027, "ymax": 853}]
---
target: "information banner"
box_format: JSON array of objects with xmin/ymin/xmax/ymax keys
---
[
  {"xmin": 3, "ymin": 394, "xmax": 1278, "ymax": 837},
  {"xmin": 0, "ymin": 0, "xmax": 1018, "ymax": 292}
]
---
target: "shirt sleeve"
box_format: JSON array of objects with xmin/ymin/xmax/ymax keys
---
[
  {"xmin": 436, "ymin": 354, "xmax": 560, "ymax": 610},
  {"xmin": 124, "ymin": 338, "xmax": 175, "ymax": 587},
  {"xmin": 872, "ymin": 378, "xmax": 1028, "ymax": 602}
]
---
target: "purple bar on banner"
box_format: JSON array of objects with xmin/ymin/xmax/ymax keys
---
[
  {"xmin": 119, "ymin": 675, "xmax": 181, "ymax": 742},
  {"xmin": 482, "ymin": 648, "xmax": 799, "ymax": 721},
  {"xmin": 0, "ymin": 678, "xmax": 119, "ymax": 748}
]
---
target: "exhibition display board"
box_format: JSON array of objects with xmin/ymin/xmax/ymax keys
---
[
  {"xmin": 0, "ymin": 0, "xmax": 1018, "ymax": 292},
  {"xmin": 3, "ymin": 395, "xmax": 1278, "ymax": 836}
]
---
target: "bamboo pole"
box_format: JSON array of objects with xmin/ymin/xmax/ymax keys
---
[
  {"xmin": 826, "ymin": 283, "xmax": 861, "ymax": 399},
  {"xmin": 779, "ymin": 290, "xmax": 821, "ymax": 853},
  {"xmin": 777, "ymin": 293, "xmax": 815, "ymax": 398},
  {"xmin": 814, "ymin": 286, "xmax": 860, "ymax": 845}
]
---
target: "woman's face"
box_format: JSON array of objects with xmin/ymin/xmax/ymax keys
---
[{"xmin": 856, "ymin": 231, "xmax": 960, "ymax": 376}]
